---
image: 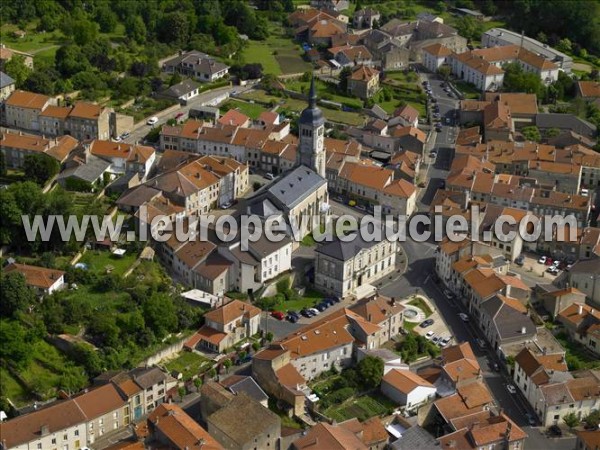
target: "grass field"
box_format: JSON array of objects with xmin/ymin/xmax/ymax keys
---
[
  {"xmin": 242, "ymin": 23, "xmax": 311, "ymax": 75},
  {"xmin": 326, "ymin": 393, "xmax": 396, "ymax": 422},
  {"xmin": 273, "ymin": 288, "xmax": 324, "ymax": 313},
  {"xmin": 165, "ymin": 351, "xmax": 212, "ymax": 380},
  {"xmin": 79, "ymin": 250, "xmax": 138, "ymax": 277},
  {"xmin": 453, "ymin": 80, "xmax": 483, "ymax": 99},
  {"xmin": 0, "ymin": 367, "xmax": 30, "ymax": 406},
  {"xmin": 222, "ymin": 99, "xmax": 268, "ymax": 119}
]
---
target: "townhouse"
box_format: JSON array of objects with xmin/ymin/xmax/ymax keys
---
[
  {"xmin": 0, "ymin": 71, "xmax": 15, "ymax": 101},
  {"xmin": 185, "ymin": 299, "xmax": 261, "ymax": 353},
  {"xmin": 380, "ymin": 369, "xmax": 436, "ymax": 411},
  {"xmin": 353, "ymin": 8, "xmax": 381, "ymax": 29},
  {"xmin": 347, "ymin": 65, "xmax": 380, "ymax": 99},
  {"xmin": 38, "ymin": 105, "xmax": 72, "ymax": 136},
  {"xmin": 65, "ymin": 102, "xmax": 111, "ymax": 141},
  {"xmin": 557, "ymin": 303, "xmax": 600, "ymax": 356},
  {"xmin": 421, "ymin": 43, "xmax": 453, "ymax": 73},
  {"xmin": 4, "ymin": 263, "xmax": 66, "ymax": 296},
  {"xmin": 162, "ymin": 50, "xmax": 229, "ymax": 82},
  {"xmin": 557, "ymin": 259, "xmax": 600, "ymax": 307},
  {"xmin": 3, "ymin": 90, "xmax": 54, "ymax": 131},
  {"xmin": 89, "ymin": 140, "xmax": 156, "ymax": 178},
  {"xmin": 1, "ymin": 132, "xmax": 51, "ymax": 168},
  {"xmin": 362, "ymin": 29, "xmax": 410, "ymax": 70},
  {"xmin": 328, "ymin": 44, "xmax": 373, "ymax": 67},
  {"xmin": 314, "ymin": 232, "xmax": 397, "ymax": 298}
]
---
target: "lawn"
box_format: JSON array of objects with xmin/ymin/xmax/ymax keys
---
[
  {"xmin": 556, "ymin": 332, "xmax": 600, "ymax": 370},
  {"xmin": 164, "ymin": 351, "xmax": 212, "ymax": 381},
  {"xmin": 62, "ymin": 284, "xmax": 132, "ymax": 312},
  {"xmin": 242, "ymin": 22, "xmax": 311, "ymax": 75},
  {"xmin": 325, "ymin": 393, "xmax": 396, "ymax": 422},
  {"xmin": 453, "ymin": 80, "xmax": 482, "ymax": 99},
  {"xmin": 408, "ymin": 297, "xmax": 433, "ymax": 317},
  {"xmin": 118, "ymin": 98, "xmax": 178, "ymax": 123},
  {"xmin": 273, "ymin": 288, "xmax": 324, "ymax": 313},
  {"xmin": 221, "ymin": 99, "xmax": 268, "ymax": 119},
  {"xmin": 79, "ymin": 250, "xmax": 138, "ymax": 276},
  {"xmin": 285, "ymin": 79, "xmax": 364, "ymax": 110},
  {"xmin": 0, "ymin": 367, "xmax": 30, "ymax": 406}
]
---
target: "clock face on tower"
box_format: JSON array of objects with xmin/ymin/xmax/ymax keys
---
[{"xmin": 316, "ymin": 137, "xmax": 323, "ymax": 151}]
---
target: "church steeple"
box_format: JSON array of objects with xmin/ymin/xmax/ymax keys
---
[{"xmin": 297, "ymin": 74, "xmax": 326, "ymax": 178}]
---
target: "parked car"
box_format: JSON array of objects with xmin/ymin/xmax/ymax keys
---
[
  {"xmin": 476, "ymin": 338, "xmax": 487, "ymax": 349},
  {"xmin": 120, "ymin": 131, "xmax": 130, "ymax": 139},
  {"xmin": 316, "ymin": 303, "xmax": 328, "ymax": 312},
  {"xmin": 538, "ymin": 256, "xmax": 547, "ymax": 264},
  {"xmin": 443, "ymin": 289, "xmax": 454, "ymax": 300},
  {"xmin": 545, "ymin": 257, "xmax": 554, "ymax": 266},
  {"xmin": 331, "ymin": 296, "xmax": 341, "ymax": 303},
  {"xmin": 506, "ymin": 384, "xmax": 517, "ymax": 394},
  {"xmin": 425, "ymin": 331, "xmax": 435, "ymax": 339},
  {"xmin": 432, "ymin": 336, "xmax": 441, "ymax": 345},
  {"xmin": 440, "ymin": 336, "xmax": 451, "ymax": 347},
  {"xmin": 515, "ymin": 255, "xmax": 525, "ymax": 266},
  {"xmin": 271, "ymin": 311, "xmax": 285, "ymax": 320},
  {"xmin": 220, "ymin": 201, "xmax": 233, "ymax": 209},
  {"xmin": 546, "ymin": 266, "xmax": 559, "ymax": 275},
  {"xmin": 308, "ymin": 308, "xmax": 320, "ymax": 316},
  {"xmin": 323, "ymin": 298, "xmax": 335, "ymax": 307},
  {"xmin": 458, "ymin": 313, "xmax": 469, "ymax": 322},
  {"xmin": 420, "ymin": 319, "xmax": 434, "ymax": 328},
  {"xmin": 147, "ymin": 116, "xmax": 158, "ymax": 126},
  {"xmin": 300, "ymin": 308, "xmax": 313, "ymax": 318},
  {"xmin": 525, "ymin": 413, "xmax": 536, "ymax": 426},
  {"xmin": 286, "ymin": 314, "xmax": 298, "ymax": 323},
  {"xmin": 288, "ymin": 310, "xmax": 300, "ymax": 319},
  {"xmin": 265, "ymin": 173, "xmax": 275, "ymax": 180},
  {"xmin": 491, "ymin": 361, "xmax": 500, "ymax": 371}
]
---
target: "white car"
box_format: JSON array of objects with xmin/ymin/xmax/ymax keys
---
[
  {"xmin": 439, "ymin": 336, "xmax": 452, "ymax": 347},
  {"xmin": 425, "ymin": 331, "xmax": 435, "ymax": 340},
  {"xmin": 147, "ymin": 116, "xmax": 159, "ymax": 126},
  {"xmin": 308, "ymin": 308, "xmax": 320, "ymax": 316},
  {"xmin": 265, "ymin": 173, "xmax": 275, "ymax": 180},
  {"xmin": 506, "ymin": 384, "xmax": 517, "ymax": 394},
  {"xmin": 538, "ymin": 256, "xmax": 547, "ymax": 264},
  {"xmin": 458, "ymin": 313, "xmax": 469, "ymax": 322}
]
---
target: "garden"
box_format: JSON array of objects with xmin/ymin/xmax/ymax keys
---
[
  {"xmin": 164, "ymin": 351, "xmax": 213, "ymax": 381},
  {"xmin": 255, "ymin": 276, "xmax": 325, "ymax": 313}
]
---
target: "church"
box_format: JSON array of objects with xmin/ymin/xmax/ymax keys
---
[{"xmin": 245, "ymin": 77, "xmax": 330, "ymax": 240}]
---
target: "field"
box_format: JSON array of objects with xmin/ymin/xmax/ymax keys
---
[
  {"xmin": 164, "ymin": 351, "xmax": 212, "ymax": 381},
  {"xmin": 381, "ymin": 71, "xmax": 427, "ymax": 116},
  {"xmin": 325, "ymin": 393, "xmax": 396, "ymax": 422},
  {"xmin": 242, "ymin": 23, "xmax": 311, "ymax": 75},
  {"xmin": 79, "ymin": 250, "xmax": 138, "ymax": 277},
  {"xmin": 222, "ymin": 99, "xmax": 268, "ymax": 119}
]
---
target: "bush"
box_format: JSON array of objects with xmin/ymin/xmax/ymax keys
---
[{"xmin": 327, "ymin": 387, "xmax": 354, "ymax": 404}]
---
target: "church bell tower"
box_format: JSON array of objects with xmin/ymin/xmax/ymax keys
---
[{"xmin": 297, "ymin": 76, "xmax": 326, "ymax": 178}]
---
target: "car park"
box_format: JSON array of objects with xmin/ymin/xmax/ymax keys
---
[
  {"xmin": 506, "ymin": 384, "xmax": 517, "ymax": 394},
  {"xmin": 271, "ymin": 311, "xmax": 285, "ymax": 321},
  {"xmin": 420, "ymin": 319, "xmax": 434, "ymax": 328}
]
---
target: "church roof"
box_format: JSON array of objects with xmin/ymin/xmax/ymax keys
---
[
  {"xmin": 266, "ymin": 166, "xmax": 326, "ymax": 210},
  {"xmin": 299, "ymin": 76, "xmax": 325, "ymax": 126}
]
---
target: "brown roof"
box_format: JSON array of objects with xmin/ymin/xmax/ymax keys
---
[
  {"xmin": 218, "ymin": 109, "xmax": 250, "ymax": 127},
  {"xmin": 558, "ymin": 303, "xmax": 600, "ymax": 328},
  {"xmin": 394, "ymin": 104, "xmax": 419, "ymax": 123},
  {"xmin": 4, "ymin": 263, "xmax": 65, "ymax": 289},
  {"xmin": 567, "ymin": 376, "xmax": 600, "ymax": 401},
  {"xmin": 382, "ymin": 369, "xmax": 434, "ymax": 394},
  {"xmin": 360, "ymin": 417, "xmax": 388, "ymax": 446},
  {"xmin": 117, "ymin": 378, "xmax": 142, "ymax": 397},
  {"xmin": 292, "ymin": 422, "xmax": 368, "ymax": 450},
  {"xmin": 195, "ymin": 253, "xmax": 233, "ymax": 280},
  {"xmin": 69, "ymin": 102, "xmax": 104, "ymax": 120},
  {"xmin": 194, "ymin": 325, "xmax": 228, "ymax": 345},
  {"xmin": 350, "ymin": 65, "xmax": 379, "ymax": 81},
  {"xmin": 578, "ymin": 81, "xmax": 600, "ymax": 98},
  {"xmin": 422, "ymin": 43, "xmax": 452, "ymax": 57},
  {"xmin": 203, "ymin": 299, "xmax": 261, "ymax": 325},
  {"xmin": 39, "ymin": 105, "xmax": 72, "ymax": 118},
  {"xmin": 577, "ymin": 430, "xmax": 600, "ymax": 448},
  {"xmin": 351, "ymin": 295, "xmax": 404, "ymax": 325},
  {"xmin": 276, "ymin": 363, "xmax": 306, "ymax": 389},
  {"xmin": 175, "ymin": 240, "xmax": 216, "ymax": 269},
  {"xmin": 339, "ymin": 161, "xmax": 393, "ymax": 191},
  {"xmin": 46, "ymin": 135, "xmax": 79, "ymax": 162},
  {"xmin": 73, "ymin": 383, "xmax": 125, "ymax": 419},
  {"xmin": 391, "ymin": 125, "xmax": 427, "ymax": 142},
  {"xmin": 148, "ymin": 403, "xmax": 223, "ymax": 449},
  {"xmin": 1, "ymin": 132, "xmax": 49, "ymax": 152},
  {"xmin": 5, "ymin": 90, "xmax": 50, "ymax": 109},
  {"xmin": 440, "ymin": 412, "xmax": 527, "ymax": 449},
  {"xmin": 483, "ymin": 92, "xmax": 538, "ymax": 115}
]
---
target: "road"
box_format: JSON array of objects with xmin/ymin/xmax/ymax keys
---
[{"xmin": 123, "ymin": 85, "xmax": 254, "ymax": 146}]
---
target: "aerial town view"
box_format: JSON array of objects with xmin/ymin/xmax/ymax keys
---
[{"xmin": 1, "ymin": 0, "xmax": 600, "ymax": 449}]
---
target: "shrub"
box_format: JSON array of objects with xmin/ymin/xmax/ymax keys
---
[{"xmin": 327, "ymin": 387, "xmax": 354, "ymax": 404}]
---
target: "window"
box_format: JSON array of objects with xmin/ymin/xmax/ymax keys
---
[
  {"xmin": 52, "ymin": 439, "xmax": 57, "ymax": 444},
  {"xmin": 74, "ymin": 430, "xmax": 79, "ymax": 437}
]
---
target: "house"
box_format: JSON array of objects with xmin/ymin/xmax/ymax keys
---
[
  {"xmin": 4, "ymin": 90, "xmax": 54, "ymax": 131},
  {"xmin": 314, "ymin": 233, "xmax": 397, "ymax": 298},
  {"xmin": 362, "ymin": 29, "xmax": 410, "ymax": 70},
  {"xmin": 0, "ymin": 132, "xmax": 51, "ymax": 168},
  {"xmin": 380, "ymin": 369, "xmax": 436, "ymax": 411},
  {"xmin": 347, "ymin": 65, "xmax": 380, "ymax": 99},
  {"xmin": 388, "ymin": 150, "xmax": 420, "ymax": 183},
  {"xmin": 328, "ymin": 45, "xmax": 373, "ymax": 67},
  {"xmin": 437, "ymin": 411, "xmax": 528, "ymax": 450},
  {"xmin": 65, "ymin": 102, "xmax": 111, "ymax": 141},
  {"xmin": 218, "ymin": 109, "xmax": 251, "ymax": 128},
  {"xmin": 421, "ymin": 43, "xmax": 452, "ymax": 73},
  {"xmin": 219, "ymin": 375, "xmax": 269, "ymax": 408},
  {"xmin": 128, "ymin": 366, "xmax": 172, "ymax": 413},
  {"xmin": 206, "ymin": 392, "xmax": 281, "ymax": 450},
  {"xmin": 4, "ymin": 263, "xmax": 66, "ymax": 295},
  {"xmin": 147, "ymin": 403, "xmax": 223, "ymax": 450},
  {"xmin": 184, "ymin": 299, "xmax": 261, "ymax": 353},
  {"xmin": 38, "ymin": 105, "xmax": 72, "ymax": 136},
  {"xmin": 353, "ymin": 8, "xmax": 381, "ymax": 29},
  {"xmin": 0, "ymin": 71, "xmax": 15, "ymax": 101},
  {"xmin": 537, "ymin": 375, "xmax": 600, "ymax": 426},
  {"xmin": 536, "ymin": 286, "xmax": 587, "ymax": 318},
  {"xmin": 390, "ymin": 104, "xmax": 419, "ymax": 128},
  {"xmin": 0, "ymin": 45, "xmax": 33, "ymax": 70},
  {"xmin": 159, "ymin": 79, "xmax": 200, "ymax": 103},
  {"xmin": 438, "ymin": 342, "xmax": 483, "ymax": 389},
  {"xmin": 577, "ymin": 81, "xmax": 600, "ymax": 101},
  {"xmin": 557, "ymin": 303, "xmax": 600, "ymax": 355},
  {"xmin": 310, "ymin": 0, "xmax": 349, "ymax": 12},
  {"xmin": 576, "ymin": 430, "xmax": 600, "ymax": 450},
  {"xmin": 391, "ymin": 126, "xmax": 427, "ymax": 153},
  {"xmin": 89, "ymin": 140, "xmax": 156, "ymax": 177},
  {"xmin": 57, "ymin": 152, "xmax": 112, "ymax": 191},
  {"xmin": 292, "ymin": 418, "xmax": 388, "ymax": 450},
  {"xmin": 560, "ymin": 259, "xmax": 600, "ymax": 307},
  {"xmin": 162, "ymin": 50, "xmax": 229, "ymax": 82},
  {"xmin": 482, "ymin": 28, "xmax": 572, "ymax": 72},
  {"xmin": 351, "ymin": 295, "xmax": 405, "ymax": 347}
]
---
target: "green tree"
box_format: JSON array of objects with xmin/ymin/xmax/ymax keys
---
[
  {"xmin": 94, "ymin": 6, "xmax": 118, "ymax": 33},
  {"xmin": 125, "ymin": 15, "xmax": 146, "ymax": 44},
  {"xmin": 437, "ymin": 65, "xmax": 451, "ymax": 81},
  {"xmin": 266, "ymin": 331, "xmax": 274, "ymax": 342},
  {"xmin": 357, "ymin": 356, "xmax": 384, "ymax": 388},
  {"xmin": 4, "ymin": 55, "xmax": 31, "ymax": 88},
  {"xmin": 556, "ymin": 38, "xmax": 573, "ymax": 53},
  {"xmin": 178, "ymin": 386, "xmax": 186, "ymax": 401},
  {"xmin": 1, "ymin": 272, "xmax": 36, "ymax": 318},
  {"xmin": 143, "ymin": 293, "xmax": 178, "ymax": 339},
  {"xmin": 0, "ymin": 320, "xmax": 32, "ymax": 369},
  {"xmin": 584, "ymin": 410, "xmax": 600, "ymax": 429},
  {"xmin": 24, "ymin": 69, "xmax": 56, "ymax": 95},
  {"xmin": 502, "ymin": 62, "xmax": 544, "ymax": 97},
  {"xmin": 546, "ymin": 128, "xmax": 561, "ymax": 138},
  {"xmin": 168, "ymin": 72, "xmax": 183, "ymax": 87},
  {"xmin": 71, "ymin": 19, "xmax": 99, "ymax": 46},
  {"xmin": 563, "ymin": 411, "xmax": 580, "ymax": 429},
  {"xmin": 194, "ymin": 377, "xmax": 203, "ymax": 392},
  {"xmin": 70, "ymin": 343, "xmax": 103, "ymax": 377},
  {"xmin": 55, "ymin": 45, "xmax": 90, "ymax": 78},
  {"xmin": 159, "ymin": 11, "xmax": 190, "ymax": 47},
  {"xmin": 455, "ymin": 16, "xmax": 484, "ymax": 42},
  {"xmin": 24, "ymin": 153, "xmax": 60, "ymax": 185},
  {"xmin": 223, "ymin": 359, "xmax": 232, "ymax": 373},
  {"xmin": 339, "ymin": 66, "xmax": 353, "ymax": 93},
  {"xmin": 522, "ymin": 126, "xmax": 542, "ymax": 142}
]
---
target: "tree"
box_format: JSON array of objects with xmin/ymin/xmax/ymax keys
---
[
  {"xmin": 0, "ymin": 320, "xmax": 32, "ymax": 369},
  {"xmin": 546, "ymin": 128, "xmax": 561, "ymax": 138},
  {"xmin": 158, "ymin": 11, "xmax": 190, "ymax": 47},
  {"xmin": 94, "ymin": 7, "xmax": 118, "ymax": 33},
  {"xmin": 584, "ymin": 410, "xmax": 600, "ymax": 429},
  {"xmin": 437, "ymin": 65, "xmax": 451, "ymax": 81},
  {"xmin": 357, "ymin": 356, "xmax": 384, "ymax": 389},
  {"xmin": 178, "ymin": 386, "xmax": 186, "ymax": 401},
  {"xmin": 71, "ymin": 19, "xmax": 100, "ymax": 46},
  {"xmin": 455, "ymin": 16, "xmax": 484, "ymax": 42},
  {"xmin": 143, "ymin": 293, "xmax": 178, "ymax": 339},
  {"xmin": 265, "ymin": 331, "xmax": 274, "ymax": 342},
  {"xmin": 563, "ymin": 411, "xmax": 580, "ymax": 429},
  {"xmin": 24, "ymin": 153, "xmax": 60, "ymax": 185},
  {"xmin": 521, "ymin": 126, "xmax": 542, "ymax": 142},
  {"xmin": 339, "ymin": 66, "xmax": 353, "ymax": 93},
  {"xmin": 24, "ymin": 70, "xmax": 56, "ymax": 95},
  {"xmin": 556, "ymin": 38, "xmax": 573, "ymax": 53},
  {"xmin": 168, "ymin": 72, "xmax": 183, "ymax": 87},
  {"xmin": 55, "ymin": 45, "xmax": 90, "ymax": 78},
  {"xmin": 194, "ymin": 377, "xmax": 203, "ymax": 392},
  {"xmin": 252, "ymin": 341, "xmax": 260, "ymax": 352},
  {"xmin": 502, "ymin": 62, "xmax": 544, "ymax": 97},
  {"xmin": 4, "ymin": 55, "xmax": 31, "ymax": 88},
  {"xmin": 125, "ymin": 15, "xmax": 146, "ymax": 44},
  {"xmin": 1, "ymin": 272, "xmax": 36, "ymax": 318},
  {"xmin": 223, "ymin": 359, "xmax": 232, "ymax": 373}
]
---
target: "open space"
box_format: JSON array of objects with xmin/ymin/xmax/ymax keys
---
[
  {"xmin": 79, "ymin": 250, "xmax": 138, "ymax": 277},
  {"xmin": 325, "ymin": 393, "xmax": 396, "ymax": 422},
  {"xmin": 164, "ymin": 351, "xmax": 212, "ymax": 381}
]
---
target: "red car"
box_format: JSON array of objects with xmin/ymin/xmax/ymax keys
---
[
  {"xmin": 270, "ymin": 311, "xmax": 285, "ymax": 320},
  {"xmin": 545, "ymin": 257, "xmax": 553, "ymax": 266}
]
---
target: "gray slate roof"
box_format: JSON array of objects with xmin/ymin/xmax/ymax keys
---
[
  {"xmin": 315, "ymin": 231, "xmax": 380, "ymax": 261},
  {"xmin": 162, "ymin": 79, "xmax": 200, "ymax": 98},
  {"xmin": 535, "ymin": 113, "xmax": 597, "ymax": 139},
  {"xmin": 390, "ymin": 425, "xmax": 437, "ymax": 450},
  {"xmin": 568, "ymin": 259, "xmax": 600, "ymax": 275},
  {"xmin": 265, "ymin": 165, "xmax": 326, "ymax": 210},
  {"xmin": 225, "ymin": 377, "xmax": 269, "ymax": 405},
  {"xmin": 481, "ymin": 295, "xmax": 536, "ymax": 342},
  {"xmin": 57, "ymin": 155, "xmax": 110, "ymax": 183},
  {"xmin": 130, "ymin": 367, "xmax": 167, "ymax": 389},
  {"xmin": 0, "ymin": 71, "xmax": 15, "ymax": 89},
  {"xmin": 164, "ymin": 50, "xmax": 229, "ymax": 77}
]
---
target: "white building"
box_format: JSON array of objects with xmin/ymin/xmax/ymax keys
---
[{"xmin": 380, "ymin": 369, "xmax": 436, "ymax": 411}]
